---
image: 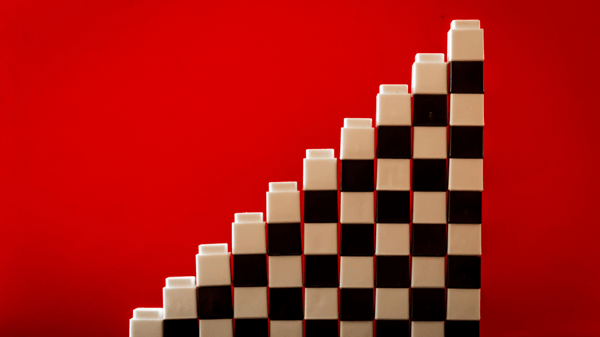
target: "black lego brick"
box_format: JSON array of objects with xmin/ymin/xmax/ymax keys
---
[
  {"xmin": 376, "ymin": 191, "xmax": 411, "ymax": 223},
  {"xmin": 411, "ymin": 224, "xmax": 447, "ymax": 257},
  {"xmin": 232, "ymin": 254, "xmax": 267, "ymax": 287},
  {"xmin": 413, "ymin": 94, "xmax": 447, "ymax": 126},
  {"xmin": 305, "ymin": 255, "xmax": 339, "ymax": 287},
  {"xmin": 341, "ymin": 160, "xmax": 375, "ymax": 192},
  {"xmin": 267, "ymin": 223, "xmax": 302, "ymax": 255},
  {"xmin": 340, "ymin": 288, "xmax": 374, "ymax": 321},
  {"xmin": 375, "ymin": 255, "xmax": 410, "ymax": 288},
  {"xmin": 340, "ymin": 224, "xmax": 374, "ymax": 256},
  {"xmin": 304, "ymin": 190, "xmax": 339, "ymax": 223},
  {"xmin": 376, "ymin": 126, "xmax": 412, "ymax": 159},
  {"xmin": 412, "ymin": 159, "xmax": 448, "ymax": 191},
  {"xmin": 448, "ymin": 191, "xmax": 482, "ymax": 224},
  {"xmin": 196, "ymin": 285, "xmax": 233, "ymax": 319},
  {"xmin": 449, "ymin": 61, "xmax": 484, "ymax": 94},
  {"xmin": 375, "ymin": 320, "xmax": 409, "ymax": 337},
  {"xmin": 447, "ymin": 255, "xmax": 481, "ymax": 289},
  {"xmin": 445, "ymin": 320, "xmax": 480, "ymax": 337},
  {"xmin": 163, "ymin": 318, "xmax": 199, "ymax": 337},
  {"xmin": 449, "ymin": 126, "xmax": 483, "ymax": 159},
  {"xmin": 268, "ymin": 288, "xmax": 304, "ymax": 320},
  {"xmin": 305, "ymin": 319, "xmax": 339, "ymax": 337},
  {"xmin": 410, "ymin": 288, "xmax": 446, "ymax": 321},
  {"xmin": 234, "ymin": 319, "xmax": 268, "ymax": 337}
]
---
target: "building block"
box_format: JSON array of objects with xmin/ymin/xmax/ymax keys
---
[
  {"xmin": 448, "ymin": 61, "xmax": 484, "ymax": 93},
  {"xmin": 303, "ymin": 149, "xmax": 337, "ymax": 190},
  {"xmin": 411, "ymin": 53, "xmax": 447, "ymax": 94},
  {"xmin": 340, "ymin": 118, "xmax": 374, "ymax": 160},
  {"xmin": 199, "ymin": 319, "xmax": 233, "ymax": 337},
  {"xmin": 447, "ymin": 20, "xmax": 484, "ymax": 62},
  {"xmin": 411, "ymin": 257, "xmax": 445, "ymax": 288},
  {"xmin": 376, "ymin": 159, "xmax": 410, "ymax": 191},
  {"xmin": 130, "ymin": 308, "xmax": 163, "ymax": 337},
  {"xmin": 413, "ymin": 127, "xmax": 447, "ymax": 159},
  {"xmin": 411, "ymin": 224, "xmax": 447, "ymax": 256},
  {"xmin": 375, "ymin": 223, "xmax": 410, "ymax": 256},
  {"xmin": 340, "ymin": 224, "xmax": 374, "ymax": 256},
  {"xmin": 340, "ymin": 192, "xmax": 374, "ymax": 223},
  {"xmin": 450, "ymin": 94, "xmax": 484, "ymax": 126},
  {"xmin": 375, "ymin": 256, "xmax": 410, "ymax": 288},
  {"xmin": 267, "ymin": 182, "xmax": 301, "ymax": 223},
  {"xmin": 412, "ymin": 160, "xmax": 447, "ymax": 191},
  {"xmin": 375, "ymin": 320, "xmax": 409, "ymax": 337},
  {"xmin": 234, "ymin": 319, "xmax": 268, "ymax": 337},
  {"xmin": 412, "ymin": 95, "xmax": 447, "ymax": 126},
  {"xmin": 304, "ymin": 255, "xmax": 339, "ymax": 287},
  {"xmin": 447, "ymin": 256, "xmax": 481, "ymax": 288},
  {"xmin": 340, "ymin": 321, "xmax": 373, "ymax": 337},
  {"xmin": 197, "ymin": 286, "xmax": 233, "ymax": 319},
  {"xmin": 410, "ymin": 288, "xmax": 446, "ymax": 321},
  {"xmin": 196, "ymin": 244, "xmax": 231, "ymax": 287},
  {"xmin": 341, "ymin": 160, "xmax": 375, "ymax": 191},
  {"xmin": 376, "ymin": 191, "xmax": 410, "ymax": 223},
  {"xmin": 413, "ymin": 192, "xmax": 446, "ymax": 224},
  {"xmin": 376, "ymin": 126, "xmax": 412, "ymax": 159},
  {"xmin": 269, "ymin": 287, "xmax": 304, "ymax": 320},
  {"xmin": 446, "ymin": 289, "xmax": 480, "ymax": 320},
  {"xmin": 449, "ymin": 126, "xmax": 483, "ymax": 158},
  {"xmin": 375, "ymin": 288, "xmax": 409, "ymax": 319},
  {"xmin": 304, "ymin": 190, "xmax": 339, "ymax": 223},
  {"xmin": 233, "ymin": 287, "xmax": 267, "ymax": 318},
  {"xmin": 410, "ymin": 321, "xmax": 444, "ymax": 337},
  {"xmin": 163, "ymin": 319, "xmax": 199, "ymax": 337},
  {"xmin": 269, "ymin": 255, "xmax": 302, "ymax": 287},
  {"xmin": 376, "ymin": 84, "xmax": 411, "ymax": 126},
  {"xmin": 445, "ymin": 320, "xmax": 480, "ymax": 337},
  {"xmin": 449, "ymin": 159, "xmax": 483, "ymax": 191},
  {"xmin": 267, "ymin": 223, "xmax": 302, "ymax": 255},
  {"xmin": 271, "ymin": 320, "xmax": 303, "ymax": 337},
  {"xmin": 232, "ymin": 213, "xmax": 266, "ymax": 255},
  {"xmin": 305, "ymin": 287, "xmax": 339, "ymax": 319},
  {"xmin": 163, "ymin": 277, "xmax": 198, "ymax": 319},
  {"xmin": 340, "ymin": 256, "xmax": 374, "ymax": 288},
  {"xmin": 304, "ymin": 223, "xmax": 338, "ymax": 255},
  {"xmin": 232, "ymin": 254, "xmax": 267, "ymax": 286},
  {"xmin": 339, "ymin": 288, "xmax": 374, "ymax": 320},
  {"xmin": 305, "ymin": 320, "xmax": 339, "ymax": 337},
  {"xmin": 447, "ymin": 191, "xmax": 482, "ymax": 224},
  {"xmin": 448, "ymin": 224, "xmax": 481, "ymax": 255}
]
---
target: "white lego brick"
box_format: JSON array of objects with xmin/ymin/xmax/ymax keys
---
[
  {"xmin": 341, "ymin": 119, "xmax": 375, "ymax": 160},
  {"xmin": 196, "ymin": 245, "xmax": 231, "ymax": 286},
  {"xmin": 411, "ymin": 257, "xmax": 445, "ymax": 288},
  {"xmin": 304, "ymin": 150, "xmax": 338, "ymax": 190},
  {"xmin": 163, "ymin": 277, "xmax": 198, "ymax": 319},
  {"xmin": 447, "ymin": 289, "xmax": 481, "ymax": 320},
  {"xmin": 375, "ymin": 223, "xmax": 409, "ymax": 256},
  {"xmin": 450, "ymin": 94, "xmax": 484, "ymax": 126},
  {"xmin": 340, "ymin": 256, "xmax": 374, "ymax": 288},
  {"xmin": 199, "ymin": 319, "xmax": 233, "ymax": 337},
  {"xmin": 269, "ymin": 255, "xmax": 302, "ymax": 288},
  {"xmin": 340, "ymin": 321, "xmax": 373, "ymax": 337},
  {"xmin": 232, "ymin": 213, "xmax": 266, "ymax": 254},
  {"xmin": 413, "ymin": 127, "xmax": 447, "ymax": 159},
  {"xmin": 199, "ymin": 243, "xmax": 228, "ymax": 255},
  {"xmin": 340, "ymin": 192, "xmax": 374, "ymax": 224},
  {"xmin": 304, "ymin": 223, "xmax": 338, "ymax": 255},
  {"xmin": 376, "ymin": 85, "xmax": 411, "ymax": 126},
  {"xmin": 449, "ymin": 159, "xmax": 483, "ymax": 191},
  {"xmin": 270, "ymin": 321, "xmax": 303, "ymax": 337},
  {"xmin": 448, "ymin": 20, "xmax": 484, "ymax": 62},
  {"xmin": 375, "ymin": 288, "xmax": 409, "ymax": 319},
  {"xmin": 448, "ymin": 224, "xmax": 481, "ymax": 255},
  {"xmin": 411, "ymin": 322, "xmax": 444, "ymax": 337},
  {"xmin": 305, "ymin": 288, "xmax": 339, "ymax": 319},
  {"xmin": 233, "ymin": 287, "xmax": 268, "ymax": 318},
  {"xmin": 267, "ymin": 182, "xmax": 301, "ymax": 223},
  {"xmin": 413, "ymin": 192, "xmax": 446, "ymax": 224},
  {"xmin": 130, "ymin": 308, "xmax": 163, "ymax": 337},
  {"xmin": 376, "ymin": 159, "xmax": 410, "ymax": 191},
  {"xmin": 411, "ymin": 53, "xmax": 447, "ymax": 95}
]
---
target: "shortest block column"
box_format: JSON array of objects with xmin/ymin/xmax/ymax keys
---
[
  {"xmin": 130, "ymin": 308, "xmax": 163, "ymax": 337},
  {"xmin": 163, "ymin": 277, "xmax": 199, "ymax": 337}
]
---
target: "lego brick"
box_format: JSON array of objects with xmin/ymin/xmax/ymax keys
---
[
  {"xmin": 196, "ymin": 244, "xmax": 231, "ymax": 287},
  {"xmin": 447, "ymin": 191, "xmax": 482, "ymax": 224},
  {"xmin": 376, "ymin": 126, "xmax": 412, "ymax": 159},
  {"xmin": 232, "ymin": 213, "xmax": 266, "ymax": 255},
  {"xmin": 445, "ymin": 320, "xmax": 480, "ymax": 337},
  {"xmin": 413, "ymin": 127, "xmax": 447, "ymax": 159},
  {"xmin": 448, "ymin": 224, "xmax": 481, "ymax": 255},
  {"xmin": 267, "ymin": 182, "xmax": 301, "ymax": 223},
  {"xmin": 199, "ymin": 319, "xmax": 232, "ymax": 337},
  {"xmin": 339, "ymin": 288, "xmax": 374, "ymax": 320},
  {"xmin": 412, "ymin": 159, "xmax": 447, "ymax": 191},
  {"xmin": 267, "ymin": 223, "xmax": 302, "ymax": 255},
  {"xmin": 304, "ymin": 223, "xmax": 338, "ymax": 255},
  {"xmin": 376, "ymin": 223, "xmax": 410, "ymax": 256},
  {"xmin": 304, "ymin": 190, "xmax": 339, "ymax": 223},
  {"xmin": 411, "ymin": 257, "xmax": 445, "ymax": 288},
  {"xmin": 232, "ymin": 254, "xmax": 267, "ymax": 287},
  {"xmin": 340, "ymin": 321, "xmax": 373, "ymax": 337},
  {"xmin": 447, "ymin": 20, "xmax": 484, "ymax": 62},
  {"xmin": 340, "ymin": 192, "xmax": 374, "ymax": 224},
  {"xmin": 269, "ymin": 288, "xmax": 304, "ymax": 320},
  {"xmin": 304, "ymin": 149, "xmax": 338, "ymax": 191},
  {"xmin": 341, "ymin": 118, "xmax": 375, "ymax": 160},
  {"xmin": 270, "ymin": 320, "xmax": 303, "ymax": 337},
  {"xmin": 305, "ymin": 255, "xmax": 339, "ymax": 287},
  {"xmin": 412, "ymin": 95, "xmax": 447, "ymax": 126},
  {"xmin": 449, "ymin": 61, "xmax": 484, "ymax": 93},
  {"xmin": 410, "ymin": 321, "xmax": 444, "ymax": 337},
  {"xmin": 447, "ymin": 289, "xmax": 481, "ymax": 320},
  {"xmin": 450, "ymin": 94, "xmax": 484, "ymax": 126},
  {"xmin": 413, "ymin": 192, "xmax": 446, "ymax": 224},
  {"xmin": 411, "ymin": 224, "xmax": 447, "ymax": 257},
  {"xmin": 411, "ymin": 53, "xmax": 447, "ymax": 94},
  {"xmin": 305, "ymin": 287, "xmax": 339, "ymax": 319},
  {"xmin": 163, "ymin": 319, "xmax": 199, "ymax": 337},
  {"xmin": 234, "ymin": 319, "xmax": 268, "ymax": 337},
  {"xmin": 130, "ymin": 308, "xmax": 163, "ymax": 337},
  {"xmin": 341, "ymin": 160, "xmax": 375, "ymax": 191},
  {"xmin": 269, "ymin": 255, "xmax": 303, "ymax": 288},
  {"xmin": 340, "ymin": 256, "xmax": 374, "ymax": 288},
  {"xmin": 376, "ymin": 84, "xmax": 411, "ymax": 126},
  {"xmin": 233, "ymin": 287, "xmax": 267, "ymax": 318},
  {"xmin": 375, "ymin": 255, "xmax": 410, "ymax": 288},
  {"xmin": 375, "ymin": 320, "xmax": 409, "ymax": 337},
  {"xmin": 447, "ymin": 256, "xmax": 481, "ymax": 289},
  {"xmin": 376, "ymin": 190, "xmax": 410, "ymax": 223},
  {"xmin": 376, "ymin": 159, "xmax": 410, "ymax": 191},
  {"xmin": 449, "ymin": 159, "xmax": 483, "ymax": 191},
  {"xmin": 449, "ymin": 126, "xmax": 484, "ymax": 159},
  {"xmin": 410, "ymin": 288, "xmax": 446, "ymax": 321},
  {"xmin": 305, "ymin": 320, "xmax": 339, "ymax": 337},
  {"xmin": 163, "ymin": 277, "xmax": 198, "ymax": 319},
  {"xmin": 375, "ymin": 288, "xmax": 409, "ymax": 319},
  {"xmin": 340, "ymin": 224, "xmax": 374, "ymax": 256},
  {"xmin": 196, "ymin": 286, "xmax": 233, "ymax": 319}
]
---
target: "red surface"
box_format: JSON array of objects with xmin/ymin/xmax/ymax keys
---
[{"xmin": 1, "ymin": 0, "xmax": 599, "ymax": 336}]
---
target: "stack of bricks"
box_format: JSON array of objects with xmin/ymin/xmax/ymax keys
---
[{"xmin": 163, "ymin": 277, "xmax": 199, "ymax": 336}]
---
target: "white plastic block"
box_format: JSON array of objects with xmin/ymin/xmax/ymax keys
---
[
  {"xmin": 130, "ymin": 308, "xmax": 163, "ymax": 337},
  {"xmin": 411, "ymin": 53, "xmax": 447, "ymax": 95},
  {"xmin": 375, "ymin": 288, "xmax": 409, "ymax": 319},
  {"xmin": 305, "ymin": 288, "xmax": 339, "ymax": 319},
  {"xmin": 232, "ymin": 213, "xmax": 266, "ymax": 254},
  {"xmin": 233, "ymin": 287, "xmax": 268, "ymax": 318},
  {"xmin": 269, "ymin": 255, "xmax": 302, "ymax": 288},
  {"xmin": 448, "ymin": 20, "xmax": 484, "ymax": 61},
  {"xmin": 340, "ymin": 192, "xmax": 374, "ymax": 224},
  {"xmin": 375, "ymin": 223, "xmax": 410, "ymax": 256},
  {"xmin": 304, "ymin": 223, "xmax": 338, "ymax": 255},
  {"xmin": 376, "ymin": 159, "xmax": 410, "ymax": 191},
  {"xmin": 341, "ymin": 119, "xmax": 375, "ymax": 160},
  {"xmin": 411, "ymin": 257, "xmax": 445, "ymax": 288},
  {"xmin": 267, "ymin": 182, "xmax": 301, "ymax": 223},
  {"xmin": 340, "ymin": 321, "xmax": 373, "ymax": 337},
  {"xmin": 450, "ymin": 94, "xmax": 484, "ymax": 126},
  {"xmin": 304, "ymin": 150, "xmax": 338, "ymax": 190},
  {"xmin": 411, "ymin": 322, "xmax": 444, "ymax": 337},
  {"xmin": 376, "ymin": 85, "xmax": 411, "ymax": 126},
  {"xmin": 270, "ymin": 321, "xmax": 303, "ymax": 337},
  {"xmin": 163, "ymin": 277, "xmax": 197, "ymax": 319},
  {"xmin": 199, "ymin": 243, "xmax": 228, "ymax": 255},
  {"xmin": 340, "ymin": 256, "xmax": 374, "ymax": 288},
  {"xmin": 449, "ymin": 159, "xmax": 483, "ymax": 191},
  {"xmin": 413, "ymin": 127, "xmax": 447, "ymax": 159},
  {"xmin": 413, "ymin": 192, "xmax": 446, "ymax": 224},
  {"xmin": 235, "ymin": 212, "xmax": 263, "ymax": 223},
  {"xmin": 196, "ymin": 245, "xmax": 231, "ymax": 286},
  {"xmin": 447, "ymin": 289, "xmax": 481, "ymax": 320},
  {"xmin": 199, "ymin": 319, "xmax": 233, "ymax": 337},
  {"xmin": 448, "ymin": 224, "xmax": 481, "ymax": 255}
]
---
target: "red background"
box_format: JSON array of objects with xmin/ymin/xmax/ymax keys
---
[{"xmin": 1, "ymin": 0, "xmax": 600, "ymax": 336}]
